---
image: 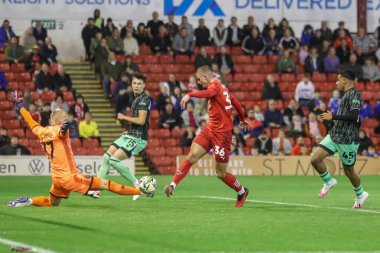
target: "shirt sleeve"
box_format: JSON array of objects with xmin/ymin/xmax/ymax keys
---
[
  {"xmin": 188, "ymin": 88, "xmax": 217, "ymax": 98},
  {"xmin": 350, "ymin": 92, "xmax": 361, "ymax": 111},
  {"xmin": 138, "ymin": 97, "xmax": 151, "ymax": 111}
]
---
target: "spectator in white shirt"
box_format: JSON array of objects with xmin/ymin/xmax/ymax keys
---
[
  {"xmin": 213, "ymin": 19, "xmax": 228, "ymax": 47},
  {"xmin": 272, "ymin": 130, "xmax": 292, "ymax": 155},
  {"xmin": 295, "ymin": 74, "xmax": 315, "ymax": 107},
  {"xmin": 123, "ymin": 31, "xmax": 139, "ymax": 56}
]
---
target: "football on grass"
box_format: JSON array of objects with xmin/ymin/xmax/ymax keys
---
[{"xmin": 138, "ymin": 176, "xmax": 157, "ymax": 194}]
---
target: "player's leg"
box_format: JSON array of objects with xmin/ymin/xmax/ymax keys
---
[
  {"xmin": 89, "ymin": 176, "xmax": 141, "ymax": 195},
  {"xmin": 311, "ymin": 135, "xmax": 338, "ymax": 197},
  {"xmin": 109, "ymin": 148, "xmax": 138, "ymax": 186},
  {"xmin": 97, "ymin": 141, "xmax": 121, "ymax": 179}
]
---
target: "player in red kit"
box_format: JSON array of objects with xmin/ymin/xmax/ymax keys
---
[{"xmin": 164, "ymin": 66, "xmax": 251, "ymax": 207}]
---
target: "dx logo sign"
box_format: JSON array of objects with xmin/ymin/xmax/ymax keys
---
[{"xmin": 164, "ymin": 0, "xmax": 225, "ymax": 16}]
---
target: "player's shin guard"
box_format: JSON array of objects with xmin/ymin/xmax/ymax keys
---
[
  {"xmin": 172, "ymin": 159, "xmax": 192, "ymax": 187},
  {"xmin": 220, "ymin": 172, "xmax": 244, "ymax": 193},
  {"xmin": 31, "ymin": 196, "xmax": 52, "ymax": 207},
  {"xmin": 97, "ymin": 152, "xmax": 112, "ymax": 179},
  {"xmin": 109, "ymin": 157, "xmax": 138, "ymax": 185},
  {"xmin": 107, "ymin": 181, "xmax": 141, "ymax": 195}
]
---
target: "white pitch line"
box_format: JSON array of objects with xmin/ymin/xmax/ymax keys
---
[
  {"xmin": 196, "ymin": 196, "xmax": 380, "ymax": 214},
  {"xmin": 0, "ymin": 237, "xmax": 57, "ymax": 253}
]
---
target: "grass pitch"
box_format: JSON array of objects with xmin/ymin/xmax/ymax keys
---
[{"xmin": 1, "ymin": 176, "xmax": 380, "ymax": 253}]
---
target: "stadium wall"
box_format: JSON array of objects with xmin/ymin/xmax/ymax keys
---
[
  {"xmin": 1, "ymin": 0, "xmax": 378, "ymax": 61},
  {"xmin": 0, "ymin": 156, "xmax": 135, "ymax": 176},
  {"xmin": 177, "ymin": 155, "xmax": 380, "ymax": 176}
]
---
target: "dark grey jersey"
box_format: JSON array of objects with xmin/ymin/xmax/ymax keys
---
[
  {"xmin": 127, "ymin": 92, "xmax": 151, "ymax": 140},
  {"xmin": 329, "ymin": 88, "xmax": 361, "ymax": 144}
]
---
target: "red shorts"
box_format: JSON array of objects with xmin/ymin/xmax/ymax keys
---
[
  {"xmin": 50, "ymin": 174, "xmax": 93, "ymax": 199},
  {"xmin": 194, "ymin": 127, "xmax": 232, "ymax": 163}
]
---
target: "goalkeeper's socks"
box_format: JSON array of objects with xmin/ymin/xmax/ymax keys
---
[
  {"xmin": 31, "ymin": 196, "xmax": 52, "ymax": 207},
  {"xmin": 107, "ymin": 181, "xmax": 140, "ymax": 195},
  {"xmin": 354, "ymin": 185, "xmax": 364, "ymax": 198},
  {"xmin": 221, "ymin": 172, "xmax": 243, "ymax": 193},
  {"xmin": 172, "ymin": 159, "xmax": 192, "ymax": 186},
  {"xmin": 319, "ymin": 171, "xmax": 332, "ymax": 184}
]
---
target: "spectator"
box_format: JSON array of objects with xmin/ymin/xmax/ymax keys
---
[
  {"xmin": 123, "ymin": 31, "xmax": 139, "ymax": 56},
  {"xmin": 358, "ymin": 130, "xmax": 372, "ymax": 155},
  {"xmin": 262, "ymin": 74, "xmax": 282, "ymax": 101},
  {"xmin": 178, "ymin": 16, "xmax": 194, "ymax": 38},
  {"xmin": 324, "ymin": 47, "xmax": 340, "ymax": 73},
  {"xmin": 309, "ymin": 29, "xmax": 323, "ymax": 52},
  {"xmin": 82, "ymin": 17, "xmax": 99, "ymax": 61},
  {"xmin": 254, "ymin": 104, "xmax": 265, "ymax": 122},
  {"xmin": 300, "ymin": 24, "xmax": 315, "ymax": 46},
  {"xmin": 304, "ymin": 47, "xmax": 324, "ymax": 73},
  {"xmin": 305, "ymin": 112, "xmax": 327, "ymax": 138},
  {"xmin": 308, "ymin": 90, "xmax": 322, "ymax": 114},
  {"xmin": 41, "ymin": 37, "xmax": 58, "ymax": 63},
  {"xmin": 277, "ymin": 50, "xmax": 295, "ymax": 73},
  {"xmin": 320, "ymin": 40, "xmax": 332, "ymax": 58},
  {"xmin": 181, "ymin": 125, "xmax": 196, "ymax": 148},
  {"xmin": 93, "ymin": 38, "xmax": 109, "ymax": 75},
  {"xmin": 51, "ymin": 94, "xmax": 69, "ymax": 113},
  {"xmin": 272, "ymin": 130, "xmax": 292, "ymax": 155},
  {"xmin": 245, "ymin": 108, "xmax": 264, "ymax": 138},
  {"xmin": 32, "ymin": 20, "xmax": 47, "ymax": 45},
  {"xmin": 313, "ymin": 102, "xmax": 333, "ymax": 131},
  {"xmin": 291, "ymin": 137, "xmax": 306, "ymax": 156},
  {"xmin": 213, "ymin": 19, "xmax": 228, "ymax": 47},
  {"xmin": 286, "ymin": 115, "xmax": 306, "ymax": 138},
  {"xmin": 362, "ymin": 57, "xmax": 380, "ymax": 82},
  {"xmin": 295, "ymin": 74, "xmax": 315, "ymax": 107},
  {"xmin": 136, "ymin": 23, "xmax": 151, "ymax": 45},
  {"xmin": 107, "ymin": 29, "xmax": 124, "ymax": 55},
  {"xmin": 278, "ymin": 18, "xmax": 295, "ymax": 38},
  {"xmin": 163, "ymin": 74, "xmax": 186, "ymax": 94},
  {"xmin": 335, "ymin": 39, "xmax": 351, "ymax": 64},
  {"xmin": 194, "ymin": 18, "xmax": 211, "ymax": 46},
  {"xmin": 35, "ymin": 63, "xmax": 54, "ymax": 93},
  {"xmin": 366, "ymin": 145, "xmax": 378, "ymax": 157},
  {"xmin": 159, "ymin": 102, "xmax": 182, "ymax": 130},
  {"xmin": 264, "ymin": 29, "xmax": 280, "ymax": 55},
  {"xmin": 243, "ymin": 16, "xmax": 260, "ymax": 38},
  {"xmin": 5, "ymin": 36, "xmax": 25, "ymax": 64},
  {"xmin": 165, "ymin": 14, "xmax": 179, "ymax": 41},
  {"xmin": 93, "ymin": 9, "xmax": 104, "ymax": 30},
  {"xmin": 147, "ymin": 11, "xmax": 164, "ymax": 38},
  {"xmin": 213, "ymin": 46, "xmax": 234, "ymax": 74},
  {"xmin": 69, "ymin": 95, "xmax": 89, "ymax": 121},
  {"xmin": 333, "ymin": 21, "xmax": 351, "ymax": 41},
  {"xmin": 22, "ymin": 103, "xmax": 41, "ymax": 129},
  {"xmin": 53, "ymin": 64, "xmax": 72, "ymax": 93},
  {"xmin": 262, "ymin": 18, "xmax": 279, "ymax": 39},
  {"xmin": 250, "ymin": 147, "xmax": 260, "ymax": 156},
  {"xmin": 279, "ymin": 28, "xmax": 298, "ymax": 53},
  {"xmin": 186, "ymin": 74, "xmax": 199, "ymax": 93},
  {"xmin": 156, "ymin": 86, "xmax": 170, "ymax": 113},
  {"xmin": 194, "ymin": 98, "xmax": 208, "ymax": 121},
  {"xmin": 22, "ymin": 27, "xmax": 37, "ymax": 54},
  {"xmin": 0, "ymin": 71, "xmax": 7, "ymax": 91},
  {"xmin": 0, "ymin": 135, "xmax": 30, "ymax": 155},
  {"xmin": 151, "ymin": 25, "xmax": 172, "ymax": 55},
  {"xmin": 283, "ymin": 99, "xmax": 305, "ymax": 127},
  {"xmin": 328, "ymin": 90, "xmax": 341, "ymax": 115},
  {"xmin": 195, "ymin": 47, "xmax": 212, "ymax": 69},
  {"xmin": 40, "ymin": 103, "xmax": 51, "ymax": 127},
  {"xmin": 360, "ymin": 100, "xmax": 372, "ymax": 119},
  {"xmin": 230, "ymin": 134, "xmax": 244, "ymax": 156},
  {"xmin": 125, "ymin": 55, "xmax": 140, "ymax": 75},
  {"xmin": 211, "ymin": 63, "xmax": 228, "ymax": 86},
  {"xmin": 102, "ymin": 18, "xmax": 117, "ymax": 38},
  {"xmin": 264, "ymin": 100, "xmax": 284, "ymax": 128},
  {"xmin": 0, "ymin": 19, "xmax": 16, "ymax": 47},
  {"xmin": 170, "ymin": 86, "xmax": 183, "ymax": 112},
  {"xmin": 254, "ymin": 131, "xmax": 272, "ymax": 155},
  {"xmin": 196, "ymin": 119, "xmax": 207, "ymax": 135},
  {"xmin": 299, "ymin": 45, "xmax": 309, "ymax": 66},
  {"xmin": 181, "ymin": 102, "xmax": 199, "ymax": 128},
  {"xmin": 242, "ymin": 27, "xmax": 266, "ymax": 55},
  {"xmin": 373, "ymin": 99, "xmax": 380, "ymax": 121},
  {"xmin": 120, "ymin": 20, "xmax": 136, "ymax": 39},
  {"xmin": 227, "ymin": 16, "xmax": 243, "ymax": 46},
  {"xmin": 102, "ymin": 51, "xmax": 124, "ymax": 96},
  {"xmin": 67, "ymin": 113, "xmax": 79, "ymax": 139},
  {"xmin": 310, "ymin": 135, "xmax": 323, "ymax": 154},
  {"xmin": 333, "ymin": 29, "xmax": 353, "ymax": 51},
  {"xmin": 343, "ymin": 54, "xmax": 363, "ymax": 81},
  {"xmin": 320, "ymin": 21, "xmax": 333, "ymax": 42},
  {"xmin": 79, "ymin": 112, "xmax": 100, "ymax": 144},
  {"xmin": 172, "ymin": 27, "xmax": 194, "ymax": 56},
  {"xmin": 25, "ymin": 45, "xmax": 44, "ymax": 72},
  {"xmin": 0, "ymin": 127, "xmax": 9, "ymax": 147},
  {"xmin": 113, "ymin": 73, "xmax": 132, "ymax": 113}
]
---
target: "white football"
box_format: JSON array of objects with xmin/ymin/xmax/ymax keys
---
[{"xmin": 138, "ymin": 176, "xmax": 157, "ymax": 194}]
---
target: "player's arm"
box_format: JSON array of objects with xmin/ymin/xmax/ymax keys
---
[
  {"xmin": 180, "ymin": 88, "xmax": 217, "ymax": 109},
  {"xmin": 230, "ymin": 94, "xmax": 245, "ymax": 122},
  {"xmin": 321, "ymin": 95, "xmax": 360, "ymax": 122},
  {"xmin": 118, "ymin": 110, "xmax": 147, "ymax": 126}
]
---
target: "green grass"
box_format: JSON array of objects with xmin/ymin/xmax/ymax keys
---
[{"xmin": 1, "ymin": 176, "xmax": 380, "ymax": 253}]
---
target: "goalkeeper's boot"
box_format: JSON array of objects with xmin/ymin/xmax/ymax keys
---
[
  {"xmin": 8, "ymin": 197, "xmax": 31, "ymax": 207},
  {"xmin": 353, "ymin": 191, "xmax": 369, "ymax": 209},
  {"xmin": 164, "ymin": 184, "xmax": 174, "ymax": 197},
  {"xmin": 318, "ymin": 178, "xmax": 337, "ymax": 198}
]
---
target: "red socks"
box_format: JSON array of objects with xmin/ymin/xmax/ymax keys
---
[
  {"xmin": 172, "ymin": 159, "xmax": 192, "ymax": 186},
  {"xmin": 221, "ymin": 172, "xmax": 243, "ymax": 192}
]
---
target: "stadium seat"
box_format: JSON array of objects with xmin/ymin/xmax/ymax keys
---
[
  {"xmin": 116, "ymin": 54, "xmax": 126, "ymax": 64},
  {"xmin": 245, "ymin": 138, "xmax": 255, "ymax": 147},
  {"xmin": 19, "ymin": 81, "xmax": 35, "ymax": 90},
  {"xmin": 73, "ymin": 147, "xmax": 88, "ymax": 155},
  {"xmin": 296, "ymin": 65, "xmax": 304, "ymax": 74},
  {"xmin": 243, "ymin": 65, "xmax": 260, "ymax": 73},
  {"xmin": 90, "ymin": 147, "xmax": 105, "ymax": 156},
  {"xmin": 250, "ymin": 92, "xmax": 261, "ymax": 101},
  {"xmin": 361, "ymin": 91, "xmax": 374, "ymax": 101},
  {"xmin": 3, "ymin": 119, "xmax": 20, "ymax": 129},
  {"xmin": 355, "ymin": 82, "xmax": 365, "ymax": 91},
  {"xmin": 164, "ymin": 64, "xmax": 180, "ymax": 73},
  {"xmin": 82, "ymin": 138, "xmax": 100, "ymax": 147},
  {"xmin": 25, "ymin": 129, "xmax": 36, "ymax": 139},
  {"xmin": 162, "ymin": 138, "xmax": 178, "ymax": 147},
  {"xmin": 175, "ymin": 55, "xmax": 191, "ymax": 64},
  {"xmin": 180, "ymin": 65, "xmax": 195, "ymax": 74},
  {"xmin": 312, "ymin": 73, "xmax": 327, "ymax": 82},
  {"xmin": 152, "ymin": 156, "xmax": 174, "ymax": 167},
  {"xmin": 230, "ymin": 47, "xmax": 243, "ymax": 56},
  {"xmin": 362, "ymin": 119, "xmax": 378, "ymax": 128},
  {"xmin": 234, "ymin": 64, "xmax": 244, "ymax": 73},
  {"xmin": 139, "ymin": 46, "xmax": 152, "ymax": 55},
  {"xmin": 8, "ymin": 128, "xmax": 25, "ymax": 138},
  {"xmin": 8, "ymin": 81, "xmax": 19, "ymax": 90},
  {"xmin": 63, "ymin": 91, "xmax": 74, "ymax": 101},
  {"xmin": 152, "ymin": 129, "xmax": 171, "ymax": 138},
  {"xmin": 32, "ymin": 147, "xmax": 45, "ymax": 156},
  {"xmin": 30, "ymin": 91, "xmax": 40, "ymax": 101},
  {"xmin": 148, "ymin": 147, "xmax": 167, "ymax": 158},
  {"xmin": 0, "ymin": 63, "xmax": 10, "ymax": 72},
  {"xmin": 171, "ymin": 128, "xmax": 185, "ymax": 138},
  {"xmin": 0, "ymin": 101, "xmax": 13, "ymax": 110},
  {"xmin": 278, "ymin": 82, "xmax": 288, "ymax": 91},
  {"xmin": 0, "ymin": 54, "xmax": 6, "ymax": 63},
  {"xmin": 166, "ymin": 146, "xmax": 183, "ymax": 156},
  {"xmin": 366, "ymin": 82, "xmax": 379, "ymax": 91},
  {"xmin": 252, "ymin": 82, "xmax": 264, "ymax": 90},
  {"xmin": 4, "ymin": 72, "xmax": 15, "ymax": 81},
  {"xmin": 326, "ymin": 73, "xmax": 338, "ymax": 82},
  {"xmin": 41, "ymin": 91, "xmax": 56, "ymax": 103},
  {"xmin": 248, "ymin": 74, "xmax": 266, "ymax": 82},
  {"xmin": 260, "ymin": 65, "xmax": 276, "ymax": 74},
  {"xmin": 253, "ymin": 55, "xmax": 267, "ymax": 64},
  {"xmin": 158, "ymin": 54, "xmax": 174, "ymax": 64},
  {"xmin": 149, "ymin": 64, "xmax": 164, "ymax": 73},
  {"xmin": 156, "ymin": 166, "xmax": 176, "ymax": 175},
  {"xmin": 29, "ymin": 139, "xmax": 41, "ymax": 148},
  {"xmin": 267, "ymin": 55, "xmax": 279, "ymax": 64},
  {"xmin": 70, "ymin": 139, "xmax": 82, "ymax": 148},
  {"xmin": 229, "ymin": 82, "xmax": 241, "ymax": 91},
  {"xmin": 318, "ymin": 82, "xmax": 335, "ymax": 91},
  {"xmin": 10, "ymin": 63, "xmax": 25, "ymax": 73},
  {"xmin": 0, "ymin": 110, "xmax": 15, "ymax": 120},
  {"xmin": 16, "ymin": 72, "xmax": 31, "ymax": 82},
  {"xmin": 280, "ymin": 73, "xmax": 296, "ymax": 82},
  {"xmin": 144, "ymin": 55, "xmax": 159, "ymax": 64},
  {"xmin": 132, "ymin": 55, "xmax": 143, "ymax": 64},
  {"xmin": 0, "ymin": 91, "xmax": 6, "ymax": 100},
  {"xmin": 233, "ymin": 92, "xmax": 246, "ymax": 101},
  {"xmin": 18, "ymin": 138, "xmax": 29, "ymax": 147},
  {"xmin": 235, "ymin": 55, "xmax": 251, "ymax": 64},
  {"xmin": 240, "ymin": 83, "xmax": 255, "ymax": 91}
]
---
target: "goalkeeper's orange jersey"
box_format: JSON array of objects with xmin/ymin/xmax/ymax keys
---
[{"xmin": 20, "ymin": 108, "xmax": 78, "ymax": 178}]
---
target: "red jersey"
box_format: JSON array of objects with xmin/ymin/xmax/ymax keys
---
[{"xmin": 189, "ymin": 80, "xmax": 244, "ymax": 133}]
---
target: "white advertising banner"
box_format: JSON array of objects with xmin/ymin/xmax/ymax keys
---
[{"xmin": 0, "ymin": 156, "xmax": 135, "ymax": 176}]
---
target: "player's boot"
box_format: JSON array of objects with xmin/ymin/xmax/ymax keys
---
[
  {"xmin": 85, "ymin": 190, "xmax": 100, "ymax": 199},
  {"xmin": 235, "ymin": 188, "xmax": 249, "ymax": 208},
  {"xmin": 318, "ymin": 178, "xmax": 337, "ymax": 198},
  {"xmin": 353, "ymin": 191, "xmax": 369, "ymax": 209},
  {"xmin": 164, "ymin": 184, "xmax": 174, "ymax": 197},
  {"xmin": 8, "ymin": 197, "xmax": 31, "ymax": 207}
]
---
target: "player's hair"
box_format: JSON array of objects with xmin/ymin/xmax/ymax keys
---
[
  {"xmin": 50, "ymin": 109, "xmax": 67, "ymax": 124},
  {"xmin": 340, "ymin": 69, "xmax": 355, "ymax": 82},
  {"xmin": 132, "ymin": 72, "xmax": 147, "ymax": 83},
  {"xmin": 197, "ymin": 65, "xmax": 213, "ymax": 78}
]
